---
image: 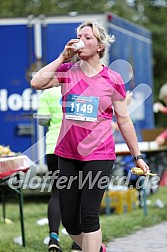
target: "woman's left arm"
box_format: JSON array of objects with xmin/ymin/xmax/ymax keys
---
[{"xmin": 113, "ymin": 99, "xmax": 150, "ymax": 174}]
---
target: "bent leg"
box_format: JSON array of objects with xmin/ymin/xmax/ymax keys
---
[
  {"xmin": 80, "ymin": 160, "xmax": 113, "ymax": 252},
  {"xmin": 58, "ymin": 157, "xmax": 82, "ymax": 236}
]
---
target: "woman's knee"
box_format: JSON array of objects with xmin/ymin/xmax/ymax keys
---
[
  {"xmin": 81, "ymin": 210, "xmax": 100, "ymax": 233},
  {"xmin": 61, "ymin": 215, "xmax": 82, "ymax": 235}
]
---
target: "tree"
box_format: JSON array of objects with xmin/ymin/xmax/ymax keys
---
[{"xmin": 124, "ymin": 0, "xmax": 167, "ymax": 126}]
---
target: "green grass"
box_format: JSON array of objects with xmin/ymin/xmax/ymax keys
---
[{"xmin": 0, "ymin": 186, "xmax": 167, "ymax": 252}]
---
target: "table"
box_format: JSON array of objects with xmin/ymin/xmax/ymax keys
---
[
  {"xmin": 115, "ymin": 141, "xmax": 167, "ymax": 184},
  {"xmin": 0, "ymin": 155, "xmax": 33, "ymax": 247},
  {"xmin": 115, "ymin": 141, "xmax": 167, "ymax": 156}
]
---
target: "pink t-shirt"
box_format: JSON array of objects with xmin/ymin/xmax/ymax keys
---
[
  {"xmin": 159, "ymin": 129, "xmax": 167, "ymax": 140},
  {"xmin": 162, "ymin": 107, "xmax": 167, "ymax": 114},
  {"xmin": 159, "ymin": 107, "xmax": 167, "ymax": 140},
  {"xmin": 54, "ymin": 62, "xmax": 126, "ymax": 161}
]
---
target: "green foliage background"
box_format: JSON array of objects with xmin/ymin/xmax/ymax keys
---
[{"xmin": 0, "ymin": 0, "xmax": 167, "ymax": 126}]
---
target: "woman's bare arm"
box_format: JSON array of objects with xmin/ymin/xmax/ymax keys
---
[
  {"xmin": 113, "ymin": 99, "xmax": 149, "ymax": 174},
  {"xmin": 30, "ymin": 39, "xmax": 79, "ymax": 90},
  {"xmin": 30, "ymin": 55, "xmax": 64, "ymax": 90}
]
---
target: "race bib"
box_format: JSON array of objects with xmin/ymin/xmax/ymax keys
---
[{"xmin": 65, "ymin": 94, "xmax": 99, "ymax": 122}]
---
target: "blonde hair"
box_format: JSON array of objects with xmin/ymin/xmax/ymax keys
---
[
  {"xmin": 159, "ymin": 83, "xmax": 167, "ymax": 100},
  {"xmin": 76, "ymin": 19, "xmax": 115, "ymax": 58}
]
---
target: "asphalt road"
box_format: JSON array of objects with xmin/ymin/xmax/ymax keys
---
[{"xmin": 106, "ymin": 221, "xmax": 167, "ymax": 252}]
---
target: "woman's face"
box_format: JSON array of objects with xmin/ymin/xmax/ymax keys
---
[{"xmin": 77, "ymin": 26, "xmax": 102, "ymax": 59}]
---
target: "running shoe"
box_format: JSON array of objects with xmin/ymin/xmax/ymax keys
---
[
  {"xmin": 48, "ymin": 238, "xmax": 62, "ymax": 252},
  {"xmin": 101, "ymin": 243, "xmax": 106, "ymax": 252}
]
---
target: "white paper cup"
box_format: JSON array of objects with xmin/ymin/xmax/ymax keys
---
[
  {"xmin": 154, "ymin": 199, "xmax": 164, "ymax": 208},
  {"xmin": 73, "ymin": 40, "xmax": 85, "ymax": 50}
]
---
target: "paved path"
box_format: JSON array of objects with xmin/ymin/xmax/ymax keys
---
[{"xmin": 106, "ymin": 221, "xmax": 167, "ymax": 252}]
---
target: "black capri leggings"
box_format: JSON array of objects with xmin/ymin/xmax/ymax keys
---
[{"xmin": 58, "ymin": 157, "xmax": 114, "ymax": 235}]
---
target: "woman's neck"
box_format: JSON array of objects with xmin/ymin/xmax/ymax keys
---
[{"xmin": 80, "ymin": 60, "xmax": 103, "ymax": 77}]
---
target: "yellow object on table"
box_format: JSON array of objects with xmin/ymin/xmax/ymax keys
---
[
  {"xmin": 101, "ymin": 189, "xmax": 138, "ymax": 214},
  {"xmin": 126, "ymin": 188, "xmax": 138, "ymax": 212},
  {"xmin": 0, "ymin": 145, "xmax": 16, "ymax": 157}
]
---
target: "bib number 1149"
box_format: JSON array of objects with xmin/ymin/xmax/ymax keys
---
[
  {"xmin": 70, "ymin": 102, "xmax": 93, "ymax": 114},
  {"xmin": 65, "ymin": 94, "xmax": 99, "ymax": 122}
]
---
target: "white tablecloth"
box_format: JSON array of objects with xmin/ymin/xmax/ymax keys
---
[{"xmin": 0, "ymin": 155, "xmax": 33, "ymax": 179}]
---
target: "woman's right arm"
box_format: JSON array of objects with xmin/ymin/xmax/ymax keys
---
[
  {"xmin": 30, "ymin": 39, "xmax": 79, "ymax": 90},
  {"xmin": 30, "ymin": 55, "xmax": 65, "ymax": 90}
]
